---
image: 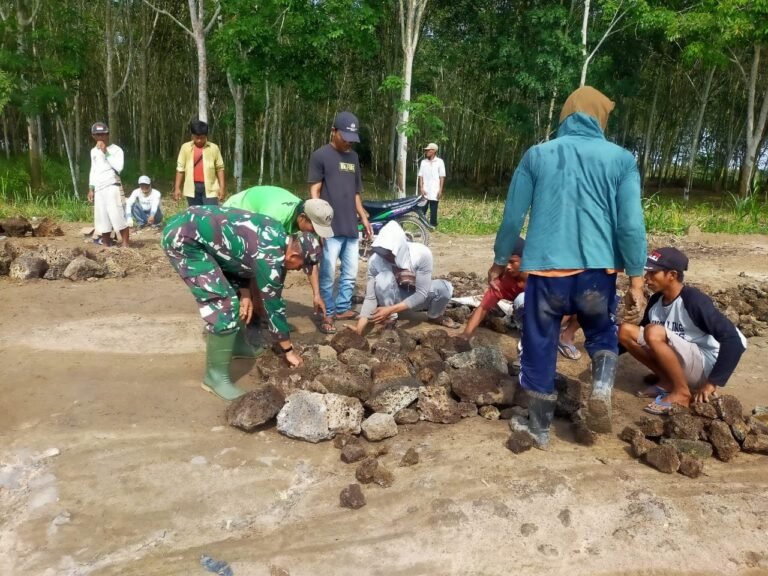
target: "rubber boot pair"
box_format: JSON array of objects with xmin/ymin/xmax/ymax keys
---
[
  {"xmin": 587, "ymin": 350, "xmax": 619, "ymax": 433},
  {"xmin": 202, "ymin": 325, "xmax": 265, "ymax": 401},
  {"xmin": 509, "ymin": 392, "xmax": 558, "ymax": 450}
]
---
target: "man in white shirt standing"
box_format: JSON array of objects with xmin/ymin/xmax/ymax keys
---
[
  {"xmin": 418, "ymin": 142, "xmax": 446, "ymax": 227},
  {"xmin": 126, "ymin": 175, "xmax": 163, "ymax": 229},
  {"xmin": 87, "ymin": 122, "xmax": 130, "ymax": 247}
]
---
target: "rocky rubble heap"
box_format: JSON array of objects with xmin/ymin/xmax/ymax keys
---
[
  {"xmin": 707, "ymin": 283, "xmax": 768, "ymax": 337},
  {"xmin": 0, "ymin": 216, "xmax": 63, "ymax": 238},
  {"xmin": 619, "ymin": 398, "xmax": 768, "ymax": 477},
  {"xmin": 0, "ymin": 241, "xmax": 126, "ymax": 281}
]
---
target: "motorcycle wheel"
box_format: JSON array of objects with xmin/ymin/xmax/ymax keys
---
[{"xmin": 397, "ymin": 214, "xmax": 430, "ymax": 246}]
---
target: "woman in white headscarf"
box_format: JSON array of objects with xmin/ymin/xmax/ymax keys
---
[{"xmin": 352, "ymin": 221, "xmax": 458, "ymax": 333}]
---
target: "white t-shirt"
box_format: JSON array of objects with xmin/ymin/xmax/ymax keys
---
[
  {"xmin": 418, "ymin": 157, "xmax": 446, "ymax": 201},
  {"xmin": 125, "ymin": 188, "xmax": 161, "ymax": 216},
  {"xmin": 88, "ymin": 144, "xmax": 124, "ymax": 193}
]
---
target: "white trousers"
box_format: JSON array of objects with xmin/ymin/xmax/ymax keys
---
[{"xmin": 94, "ymin": 185, "xmax": 127, "ymax": 234}]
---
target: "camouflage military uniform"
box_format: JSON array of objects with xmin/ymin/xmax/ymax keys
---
[{"xmin": 162, "ymin": 206, "xmax": 290, "ymax": 339}]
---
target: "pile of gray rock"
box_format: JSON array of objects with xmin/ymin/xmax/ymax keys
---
[
  {"xmin": 620, "ymin": 398, "xmax": 768, "ymax": 477},
  {"xmin": 708, "ymin": 283, "xmax": 768, "ymax": 337},
  {"xmin": 0, "ymin": 241, "xmax": 125, "ymax": 281},
  {"xmin": 0, "ymin": 216, "xmax": 63, "ymax": 238}
]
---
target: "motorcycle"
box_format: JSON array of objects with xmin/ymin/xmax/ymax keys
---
[{"xmin": 357, "ymin": 195, "xmax": 432, "ymax": 259}]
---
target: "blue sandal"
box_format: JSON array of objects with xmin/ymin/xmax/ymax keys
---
[
  {"xmin": 636, "ymin": 385, "xmax": 669, "ymax": 399},
  {"xmin": 644, "ymin": 394, "xmax": 675, "ymax": 415}
]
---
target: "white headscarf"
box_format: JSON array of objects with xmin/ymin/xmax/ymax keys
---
[{"xmin": 371, "ymin": 221, "xmax": 412, "ymax": 270}]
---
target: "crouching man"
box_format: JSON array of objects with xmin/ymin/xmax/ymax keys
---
[
  {"xmin": 162, "ymin": 206, "xmax": 321, "ymax": 400},
  {"xmin": 352, "ymin": 221, "xmax": 458, "ymax": 333},
  {"xmin": 619, "ymin": 247, "xmax": 746, "ymax": 415}
]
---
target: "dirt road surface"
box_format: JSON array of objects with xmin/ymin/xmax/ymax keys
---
[{"xmin": 2, "ymin": 227, "xmax": 768, "ymax": 576}]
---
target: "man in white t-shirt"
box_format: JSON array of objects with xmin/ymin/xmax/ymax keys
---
[
  {"xmin": 126, "ymin": 175, "xmax": 163, "ymax": 228},
  {"xmin": 87, "ymin": 121, "xmax": 130, "ymax": 247},
  {"xmin": 417, "ymin": 142, "xmax": 446, "ymax": 227}
]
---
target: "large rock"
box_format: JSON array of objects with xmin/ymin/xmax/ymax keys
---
[
  {"xmin": 708, "ymin": 420, "xmax": 740, "ymax": 462},
  {"xmin": 276, "ymin": 391, "xmax": 363, "ymax": 442},
  {"xmin": 451, "ymin": 368, "xmax": 516, "ymax": 406},
  {"xmin": 631, "ymin": 436, "xmax": 656, "ymax": 458},
  {"xmin": 644, "ymin": 445, "xmax": 680, "ymax": 474},
  {"xmin": 361, "ymin": 413, "xmax": 398, "ymax": 441},
  {"xmin": 407, "ymin": 347, "xmax": 444, "ymax": 371},
  {"xmin": 715, "ymin": 395, "xmax": 744, "ymax": 425},
  {"xmin": 678, "ymin": 453, "xmax": 704, "ymax": 478},
  {"xmin": 314, "ymin": 368, "xmax": 372, "ymax": 402},
  {"xmin": 325, "ymin": 393, "xmax": 365, "ymax": 436},
  {"xmin": 690, "ymin": 402, "xmax": 718, "ymax": 419},
  {"xmin": 417, "ymin": 385, "xmax": 461, "ymax": 424},
  {"xmin": 637, "ymin": 416, "xmax": 665, "ymax": 438},
  {"xmin": 619, "ymin": 426, "xmax": 644, "ymax": 444},
  {"xmin": 330, "ymin": 329, "xmax": 370, "ymax": 354},
  {"xmin": 32, "ymin": 217, "xmax": 64, "ymax": 237},
  {"xmin": 0, "ymin": 244, "xmax": 11, "ymax": 275},
  {"xmin": 418, "ymin": 329, "xmax": 471, "ymax": 359},
  {"xmin": 365, "ymin": 377, "xmax": 420, "ymax": 414},
  {"xmin": 226, "ymin": 385, "xmax": 285, "ymax": 431},
  {"xmin": 664, "ymin": 413, "xmax": 706, "ymax": 441},
  {"xmin": 660, "ymin": 438, "xmax": 713, "ymax": 459},
  {"xmin": 447, "ymin": 346, "xmax": 507, "ymax": 374},
  {"xmin": 43, "ymin": 265, "xmax": 65, "ymax": 280},
  {"xmin": 33, "ymin": 245, "xmax": 82, "ymax": 268},
  {"xmin": 0, "ymin": 217, "xmax": 32, "ymax": 237},
  {"xmin": 371, "ymin": 358, "xmax": 413, "ymax": 384},
  {"xmin": 458, "ymin": 402, "xmax": 478, "ymax": 418},
  {"xmin": 394, "ymin": 408, "xmax": 420, "ymax": 425},
  {"xmin": 63, "ymin": 255, "xmax": 104, "ymax": 281},
  {"xmin": 9, "ymin": 255, "xmax": 48, "ymax": 279},
  {"xmin": 731, "ymin": 419, "xmax": 750, "ymax": 443},
  {"xmin": 338, "ymin": 348, "xmax": 380, "ymax": 379},
  {"xmin": 742, "ymin": 433, "xmax": 768, "ymax": 454}
]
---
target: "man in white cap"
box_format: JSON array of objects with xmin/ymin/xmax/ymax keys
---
[
  {"xmin": 87, "ymin": 121, "xmax": 130, "ymax": 247},
  {"xmin": 418, "ymin": 142, "xmax": 446, "ymax": 227},
  {"xmin": 126, "ymin": 175, "xmax": 163, "ymax": 228}
]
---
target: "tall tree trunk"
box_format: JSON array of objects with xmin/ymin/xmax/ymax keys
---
[
  {"xmin": 27, "ymin": 116, "xmax": 42, "ymax": 189},
  {"xmin": 2, "ymin": 113, "xmax": 9, "ymax": 160},
  {"xmin": 227, "ymin": 71, "xmax": 244, "ymax": 193},
  {"xmin": 259, "ymin": 79, "xmax": 269, "ymax": 186},
  {"xmin": 739, "ymin": 45, "xmax": 768, "ymax": 198},
  {"xmin": 640, "ymin": 72, "xmax": 661, "ymax": 190},
  {"xmin": 683, "ymin": 67, "xmax": 715, "ymax": 201},
  {"xmin": 579, "ymin": 0, "xmax": 591, "ymax": 86},
  {"xmin": 56, "ymin": 116, "xmax": 79, "ymax": 198},
  {"xmin": 105, "ymin": 0, "xmax": 116, "ymax": 139},
  {"xmin": 139, "ymin": 48, "xmax": 148, "ymax": 173}
]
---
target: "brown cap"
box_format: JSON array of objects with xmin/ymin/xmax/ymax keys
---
[{"xmin": 559, "ymin": 86, "xmax": 615, "ymax": 130}]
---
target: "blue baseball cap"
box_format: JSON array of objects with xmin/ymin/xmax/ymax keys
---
[{"xmin": 333, "ymin": 111, "xmax": 360, "ymax": 143}]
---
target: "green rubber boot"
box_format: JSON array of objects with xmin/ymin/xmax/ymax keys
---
[
  {"xmin": 233, "ymin": 323, "xmax": 267, "ymax": 359},
  {"xmin": 201, "ymin": 332, "xmax": 246, "ymax": 401}
]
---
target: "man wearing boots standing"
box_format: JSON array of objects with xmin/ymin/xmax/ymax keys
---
[{"xmin": 489, "ymin": 86, "xmax": 647, "ymax": 448}]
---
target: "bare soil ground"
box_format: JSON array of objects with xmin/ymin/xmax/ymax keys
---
[{"xmin": 2, "ymin": 225, "xmax": 768, "ymax": 576}]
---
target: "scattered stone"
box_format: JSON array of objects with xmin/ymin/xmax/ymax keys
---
[
  {"xmin": 573, "ymin": 421, "xmax": 596, "ymax": 446},
  {"xmin": 325, "ymin": 393, "xmax": 365, "ymax": 436},
  {"xmin": 644, "ymin": 444, "xmax": 680, "ymax": 474},
  {"xmin": 731, "ymin": 419, "xmax": 750, "ymax": 443},
  {"xmin": 32, "ymin": 217, "xmax": 64, "ymax": 237},
  {"xmin": 742, "ymin": 433, "xmax": 768, "ymax": 454},
  {"xmin": 479, "ymin": 405, "xmax": 500, "ymax": 421},
  {"xmin": 394, "ymin": 408, "xmax": 420, "ymax": 425},
  {"xmin": 678, "ymin": 453, "xmax": 704, "ymax": 478},
  {"xmin": 365, "ymin": 377, "xmax": 420, "ymax": 414},
  {"xmin": 664, "ymin": 413, "xmax": 706, "ymax": 441},
  {"xmin": 62, "ymin": 255, "xmax": 104, "ymax": 281},
  {"xmin": 520, "ymin": 523, "xmax": 538, "ymax": 536},
  {"xmin": 9, "ymin": 254, "xmax": 48, "ymax": 279},
  {"xmin": 619, "ymin": 426, "xmax": 644, "ymax": 443},
  {"xmin": 373, "ymin": 463, "xmax": 395, "ymax": 487},
  {"xmin": 637, "ymin": 416, "xmax": 665, "ymax": 438},
  {"xmin": 458, "ymin": 402, "xmax": 478, "ymax": 418},
  {"xmin": 715, "ymin": 395, "xmax": 744, "ymax": 425},
  {"xmin": 330, "ymin": 329, "xmax": 370, "ymax": 354},
  {"xmin": 558, "ymin": 509, "xmax": 572, "ymax": 527},
  {"xmin": 0, "ymin": 217, "xmax": 32, "ymax": 237},
  {"xmin": 276, "ymin": 391, "xmax": 333, "ymax": 443},
  {"xmin": 355, "ymin": 458, "xmax": 378, "ymax": 483},
  {"xmin": 341, "ymin": 442, "xmax": 367, "ymax": 464},
  {"xmin": 417, "ymin": 385, "xmax": 461, "ymax": 424},
  {"xmin": 361, "ymin": 413, "xmax": 398, "ymax": 442},
  {"xmin": 660, "ymin": 438, "xmax": 713, "ymax": 459},
  {"xmin": 631, "ymin": 436, "xmax": 656, "ymax": 458},
  {"xmin": 506, "ymin": 431, "xmax": 534, "ymax": 454},
  {"xmin": 447, "ymin": 346, "xmax": 507, "ymax": 374},
  {"xmin": 333, "ymin": 433, "xmax": 355, "ymax": 449},
  {"xmin": 340, "ymin": 484, "xmax": 366, "ymax": 509},
  {"xmin": 226, "ymin": 385, "xmax": 285, "ymax": 432},
  {"xmin": 690, "ymin": 402, "xmax": 718, "ymax": 419},
  {"xmin": 708, "ymin": 420, "xmax": 740, "ymax": 462},
  {"xmin": 371, "ymin": 359, "xmax": 413, "ymax": 384},
  {"xmin": 399, "ymin": 447, "xmax": 419, "ymax": 467}
]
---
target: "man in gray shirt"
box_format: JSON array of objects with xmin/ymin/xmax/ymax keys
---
[{"xmin": 308, "ymin": 111, "xmax": 373, "ymax": 334}]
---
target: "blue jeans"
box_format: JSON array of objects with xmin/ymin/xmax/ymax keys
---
[
  {"xmin": 320, "ymin": 236, "xmax": 359, "ymax": 317},
  {"xmin": 131, "ymin": 203, "xmax": 163, "ymax": 226},
  {"xmin": 520, "ymin": 270, "xmax": 618, "ymax": 395},
  {"xmin": 187, "ymin": 182, "xmax": 219, "ymax": 207}
]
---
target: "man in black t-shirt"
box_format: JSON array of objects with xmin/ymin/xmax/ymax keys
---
[{"xmin": 308, "ymin": 111, "xmax": 373, "ymax": 334}]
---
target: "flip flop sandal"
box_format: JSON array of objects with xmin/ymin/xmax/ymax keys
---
[
  {"xmin": 319, "ymin": 319, "xmax": 337, "ymax": 334},
  {"xmin": 635, "ymin": 385, "xmax": 669, "ymax": 399},
  {"xmin": 643, "ymin": 395, "xmax": 675, "ymax": 416},
  {"xmin": 334, "ymin": 310, "xmax": 359, "ymax": 321},
  {"xmin": 557, "ymin": 341, "xmax": 582, "ymax": 360}
]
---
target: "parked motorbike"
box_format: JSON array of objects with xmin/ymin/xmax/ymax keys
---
[{"xmin": 357, "ymin": 195, "xmax": 432, "ymax": 259}]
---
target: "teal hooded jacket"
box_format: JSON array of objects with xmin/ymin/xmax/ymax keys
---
[{"xmin": 493, "ymin": 112, "xmax": 647, "ymax": 276}]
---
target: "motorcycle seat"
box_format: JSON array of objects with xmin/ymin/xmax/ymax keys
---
[{"xmin": 363, "ymin": 196, "xmax": 422, "ymax": 215}]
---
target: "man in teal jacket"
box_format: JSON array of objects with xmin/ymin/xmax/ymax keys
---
[{"xmin": 490, "ymin": 86, "xmax": 647, "ymax": 447}]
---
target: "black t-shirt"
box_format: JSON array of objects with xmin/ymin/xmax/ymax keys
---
[{"xmin": 307, "ymin": 143, "xmax": 362, "ymax": 238}]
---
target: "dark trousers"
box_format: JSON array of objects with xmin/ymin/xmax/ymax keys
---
[
  {"xmin": 520, "ymin": 270, "xmax": 618, "ymax": 395},
  {"xmin": 422, "ymin": 199, "xmax": 439, "ymax": 226},
  {"xmin": 186, "ymin": 182, "xmax": 219, "ymax": 207}
]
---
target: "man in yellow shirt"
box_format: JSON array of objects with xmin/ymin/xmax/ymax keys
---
[{"xmin": 173, "ymin": 120, "xmax": 226, "ymax": 206}]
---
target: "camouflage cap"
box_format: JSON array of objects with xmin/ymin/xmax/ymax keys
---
[{"xmin": 294, "ymin": 232, "xmax": 322, "ymax": 274}]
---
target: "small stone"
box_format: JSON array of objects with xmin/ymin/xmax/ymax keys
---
[
  {"xmin": 394, "ymin": 408, "xmax": 420, "ymax": 425},
  {"xmin": 506, "ymin": 431, "xmax": 534, "ymax": 454},
  {"xmin": 330, "ymin": 329, "xmax": 370, "ymax": 354},
  {"xmin": 32, "ymin": 217, "xmax": 64, "ymax": 237},
  {"xmin": 373, "ymin": 463, "xmax": 395, "ymax": 488},
  {"xmin": 399, "ymin": 447, "xmax": 419, "ymax": 467},
  {"xmin": 572, "ymin": 421, "xmax": 596, "ymax": 446},
  {"xmin": 660, "ymin": 438, "xmax": 713, "ymax": 459},
  {"xmin": 333, "ymin": 433, "xmax": 354, "ymax": 449},
  {"xmin": 62, "ymin": 255, "xmax": 104, "ymax": 281},
  {"xmin": 341, "ymin": 443, "xmax": 368, "ymax": 464},
  {"xmin": 690, "ymin": 402, "xmax": 718, "ymax": 419},
  {"xmin": 355, "ymin": 458, "xmax": 378, "ymax": 484},
  {"xmin": 361, "ymin": 413, "xmax": 398, "ymax": 442},
  {"xmin": 340, "ymin": 484, "xmax": 366, "ymax": 509},
  {"xmin": 715, "ymin": 395, "xmax": 744, "ymax": 425},
  {"xmin": 558, "ymin": 508, "xmax": 572, "ymax": 527},
  {"xmin": 742, "ymin": 433, "xmax": 768, "ymax": 454},
  {"xmin": 226, "ymin": 385, "xmax": 285, "ymax": 432},
  {"xmin": 644, "ymin": 445, "xmax": 680, "ymax": 474},
  {"xmin": 10, "ymin": 255, "xmax": 48, "ymax": 279},
  {"xmin": 631, "ymin": 436, "xmax": 656, "ymax": 458},
  {"xmin": 520, "ymin": 523, "xmax": 538, "ymax": 536},
  {"xmin": 619, "ymin": 426, "xmax": 644, "ymax": 443},
  {"xmin": 458, "ymin": 402, "xmax": 478, "ymax": 418},
  {"xmin": 678, "ymin": 453, "xmax": 704, "ymax": 478},
  {"xmin": 664, "ymin": 414, "xmax": 706, "ymax": 440},
  {"xmin": 748, "ymin": 415, "xmax": 768, "ymax": 435},
  {"xmin": 731, "ymin": 419, "xmax": 750, "ymax": 443},
  {"xmin": 479, "ymin": 405, "xmax": 500, "ymax": 421},
  {"xmin": 417, "ymin": 385, "xmax": 461, "ymax": 424},
  {"xmin": 708, "ymin": 420, "xmax": 740, "ymax": 462},
  {"xmin": 637, "ymin": 416, "xmax": 665, "ymax": 437}
]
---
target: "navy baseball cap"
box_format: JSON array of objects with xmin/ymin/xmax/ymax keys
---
[
  {"xmin": 645, "ymin": 247, "xmax": 688, "ymax": 272},
  {"xmin": 333, "ymin": 111, "xmax": 360, "ymax": 143},
  {"xmin": 91, "ymin": 122, "xmax": 109, "ymax": 134}
]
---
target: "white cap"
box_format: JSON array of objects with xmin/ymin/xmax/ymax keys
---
[
  {"xmin": 424, "ymin": 142, "xmax": 439, "ymax": 151},
  {"xmin": 138, "ymin": 175, "xmax": 151, "ymax": 185}
]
